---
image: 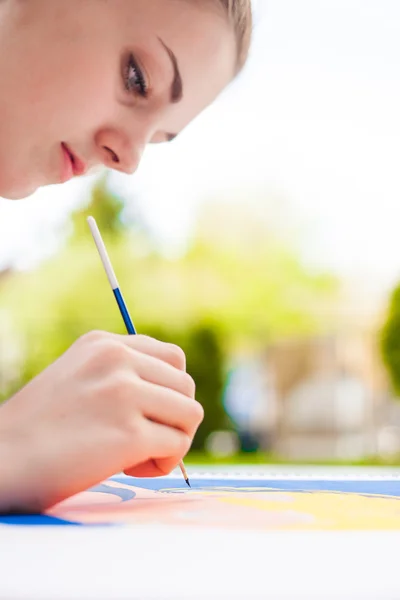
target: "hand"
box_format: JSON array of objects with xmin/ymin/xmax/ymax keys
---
[{"xmin": 0, "ymin": 331, "xmax": 204, "ymax": 513}]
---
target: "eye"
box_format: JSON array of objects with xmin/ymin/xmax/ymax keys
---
[{"xmin": 123, "ymin": 54, "xmax": 148, "ymax": 98}]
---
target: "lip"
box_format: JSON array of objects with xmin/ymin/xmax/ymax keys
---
[{"xmin": 60, "ymin": 143, "xmax": 88, "ymax": 182}]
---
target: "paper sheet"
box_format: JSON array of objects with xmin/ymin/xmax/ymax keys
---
[
  {"xmin": 2, "ymin": 470, "xmax": 400, "ymax": 599},
  {"xmin": 2, "ymin": 471, "xmax": 400, "ymax": 530}
]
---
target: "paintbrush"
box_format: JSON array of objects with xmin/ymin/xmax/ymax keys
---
[{"xmin": 87, "ymin": 215, "xmax": 191, "ymax": 488}]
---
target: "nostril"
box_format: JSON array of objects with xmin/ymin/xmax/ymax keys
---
[{"xmin": 104, "ymin": 146, "xmax": 120, "ymax": 164}]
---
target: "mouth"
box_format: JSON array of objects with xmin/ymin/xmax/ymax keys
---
[{"xmin": 60, "ymin": 142, "xmax": 88, "ymax": 182}]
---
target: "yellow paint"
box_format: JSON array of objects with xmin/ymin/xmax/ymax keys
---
[{"xmin": 220, "ymin": 491, "xmax": 400, "ymax": 530}]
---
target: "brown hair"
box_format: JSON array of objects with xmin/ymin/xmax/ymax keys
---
[{"xmin": 216, "ymin": 0, "xmax": 253, "ymax": 71}]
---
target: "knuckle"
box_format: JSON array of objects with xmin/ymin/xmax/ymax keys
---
[
  {"xmin": 132, "ymin": 334, "xmax": 155, "ymax": 349},
  {"xmin": 181, "ymin": 373, "xmax": 196, "ymax": 398},
  {"xmin": 166, "ymin": 343, "xmax": 186, "ymax": 370},
  {"xmin": 137, "ymin": 334, "xmax": 152, "ymax": 342},
  {"xmin": 190, "ymin": 400, "xmax": 205, "ymax": 425},
  {"xmin": 79, "ymin": 330, "xmax": 108, "ymax": 345},
  {"xmin": 123, "ymin": 412, "xmax": 143, "ymax": 439},
  {"xmin": 130, "ymin": 347, "xmax": 146, "ymax": 370},
  {"xmin": 178, "ymin": 433, "xmax": 192, "ymax": 456},
  {"xmin": 98, "ymin": 371, "xmax": 130, "ymax": 402},
  {"xmin": 96, "ymin": 341, "xmax": 129, "ymax": 369},
  {"xmin": 112, "ymin": 371, "xmax": 135, "ymax": 395},
  {"xmin": 77, "ymin": 333, "xmax": 130, "ymax": 375},
  {"xmin": 98, "ymin": 366, "xmax": 141, "ymax": 402},
  {"xmin": 100, "ymin": 375, "xmax": 143, "ymax": 434}
]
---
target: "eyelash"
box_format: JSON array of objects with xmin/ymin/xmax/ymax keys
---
[{"xmin": 124, "ymin": 54, "xmax": 148, "ymax": 98}]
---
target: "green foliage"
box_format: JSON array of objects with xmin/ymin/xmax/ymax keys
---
[
  {"xmin": 0, "ymin": 179, "xmax": 340, "ymax": 450},
  {"xmin": 145, "ymin": 322, "xmax": 229, "ymax": 450},
  {"xmin": 185, "ymin": 325, "xmax": 228, "ymax": 449},
  {"xmin": 71, "ymin": 174, "xmax": 126, "ymax": 240},
  {"xmin": 380, "ymin": 283, "xmax": 400, "ymax": 395}
]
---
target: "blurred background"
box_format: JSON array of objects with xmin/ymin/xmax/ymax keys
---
[{"xmin": 1, "ymin": 0, "xmax": 400, "ymax": 466}]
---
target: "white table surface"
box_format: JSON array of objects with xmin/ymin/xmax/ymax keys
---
[{"xmin": 1, "ymin": 466, "xmax": 400, "ymax": 600}]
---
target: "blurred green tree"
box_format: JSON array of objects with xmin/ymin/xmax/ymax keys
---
[
  {"xmin": 0, "ymin": 179, "xmax": 340, "ymax": 452},
  {"xmin": 381, "ymin": 284, "xmax": 400, "ymax": 395},
  {"xmin": 145, "ymin": 321, "xmax": 229, "ymax": 450},
  {"xmin": 71, "ymin": 173, "xmax": 126, "ymax": 240}
]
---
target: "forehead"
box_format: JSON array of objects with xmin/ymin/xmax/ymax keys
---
[{"xmin": 116, "ymin": 0, "xmax": 237, "ymax": 122}]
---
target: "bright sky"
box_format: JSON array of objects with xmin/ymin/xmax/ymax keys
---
[{"xmin": 1, "ymin": 0, "xmax": 400, "ymax": 303}]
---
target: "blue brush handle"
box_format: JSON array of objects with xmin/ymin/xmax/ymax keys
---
[{"xmin": 113, "ymin": 288, "xmax": 137, "ymax": 335}]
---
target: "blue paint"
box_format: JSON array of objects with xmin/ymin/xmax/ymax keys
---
[
  {"xmin": 89, "ymin": 482, "xmax": 136, "ymax": 502},
  {"xmin": 2, "ymin": 475, "xmax": 400, "ymax": 527},
  {"xmin": 0, "ymin": 514, "xmax": 81, "ymax": 526},
  {"xmin": 0, "ymin": 482, "xmax": 136, "ymax": 527},
  {"xmin": 112, "ymin": 476, "xmax": 400, "ymax": 497}
]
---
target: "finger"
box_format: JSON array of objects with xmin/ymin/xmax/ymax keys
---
[
  {"xmin": 110, "ymin": 333, "xmax": 186, "ymax": 371},
  {"xmin": 131, "ymin": 350, "xmax": 195, "ymax": 398},
  {"xmin": 136, "ymin": 379, "xmax": 204, "ymax": 438},
  {"xmin": 124, "ymin": 459, "xmax": 178, "ymax": 479},
  {"xmin": 129, "ymin": 420, "xmax": 191, "ymax": 471}
]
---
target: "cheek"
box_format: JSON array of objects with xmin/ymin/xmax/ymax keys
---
[{"xmin": 21, "ymin": 53, "xmax": 117, "ymax": 136}]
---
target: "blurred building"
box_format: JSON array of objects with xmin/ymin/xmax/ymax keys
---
[
  {"xmin": 222, "ymin": 352, "xmax": 278, "ymax": 453},
  {"xmin": 265, "ymin": 332, "xmax": 394, "ymax": 461}
]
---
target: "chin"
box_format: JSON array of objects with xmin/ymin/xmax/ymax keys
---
[
  {"xmin": 1, "ymin": 192, "xmax": 32, "ymax": 201},
  {"xmin": 0, "ymin": 183, "xmax": 38, "ymax": 201}
]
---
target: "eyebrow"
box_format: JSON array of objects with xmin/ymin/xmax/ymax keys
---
[{"xmin": 157, "ymin": 37, "xmax": 183, "ymax": 104}]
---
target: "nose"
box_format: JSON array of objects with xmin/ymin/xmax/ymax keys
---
[{"xmin": 94, "ymin": 127, "xmax": 147, "ymax": 175}]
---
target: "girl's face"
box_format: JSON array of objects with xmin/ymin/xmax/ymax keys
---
[{"xmin": 0, "ymin": 0, "xmax": 236, "ymax": 199}]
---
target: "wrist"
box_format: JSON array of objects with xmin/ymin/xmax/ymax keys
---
[{"xmin": 0, "ymin": 430, "xmax": 38, "ymax": 514}]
